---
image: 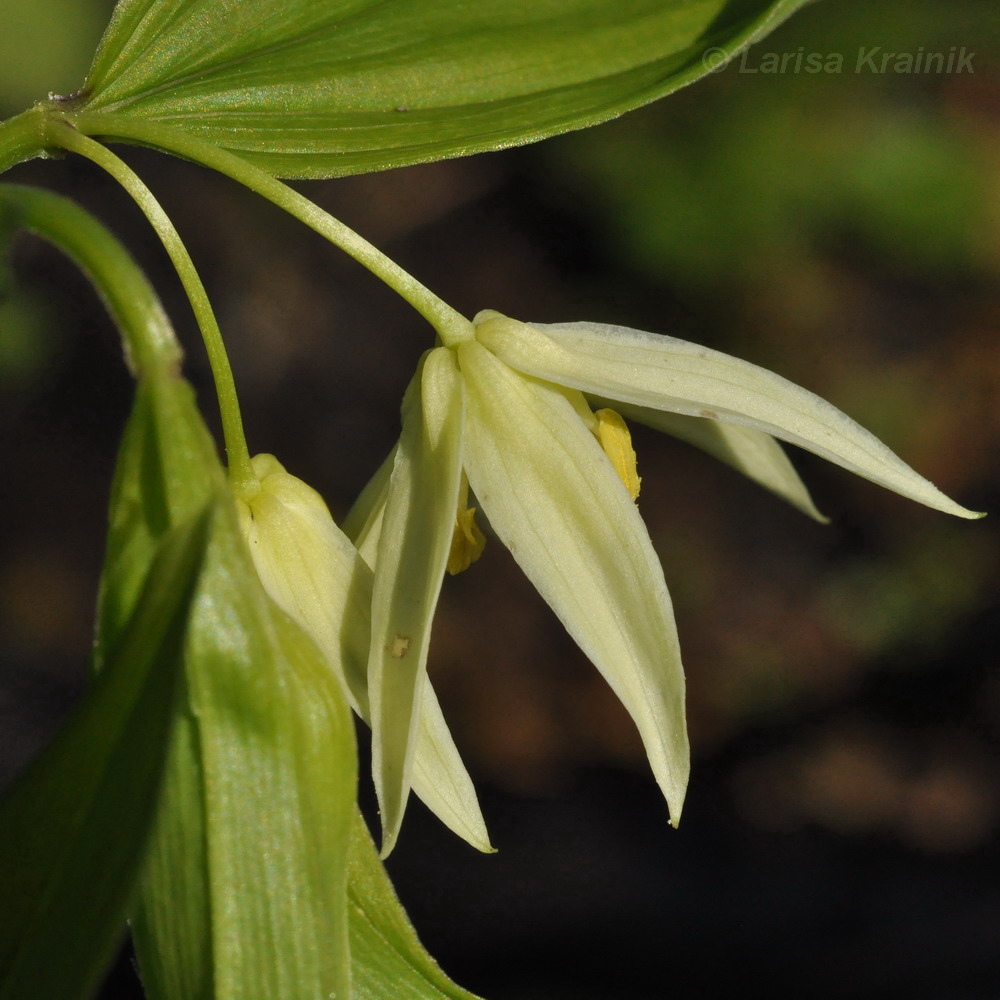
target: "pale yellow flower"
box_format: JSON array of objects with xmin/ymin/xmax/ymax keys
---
[
  {"xmin": 235, "ymin": 453, "xmax": 493, "ymax": 852},
  {"xmin": 351, "ymin": 311, "xmax": 981, "ymax": 855}
]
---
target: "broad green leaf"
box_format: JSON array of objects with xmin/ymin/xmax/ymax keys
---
[
  {"xmin": 86, "ymin": 329, "xmax": 223, "ymax": 1000},
  {"xmin": 0, "ymin": 501, "xmax": 211, "ymax": 1000},
  {"xmin": 91, "ymin": 368, "xmax": 221, "ymax": 998},
  {"xmin": 94, "ymin": 370, "xmax": 358, "ymax": 1000},
  {"xmin": 79, "ymin": 0, "xmax": 813, "ymax": 178},
  {"xmin": 133, "ymin": 497, "xmax": 357, "ymax": 1000},
  {"xmin": 348, "ymin": 813, "xmax": 481, "ymax": 1000}
]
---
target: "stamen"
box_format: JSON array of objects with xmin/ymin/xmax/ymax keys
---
[
  {"xmin": 447, "ymin": 506, "xmax": 486, "ymax": 575},
  {"xmin": 594, "ymin": 408, "xmax": 641, "ymax": 501}
]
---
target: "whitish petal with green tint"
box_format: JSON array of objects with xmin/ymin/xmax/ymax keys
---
[
  {"xmin": 597, "ymin": 399, "xmax": 828, "ymax": 522},
  {"xmin": 458, "ymin": 339, "xmax": 689, "ymax": 825},
  {"xmin": 237, "ymin": 453, "xmax": 491, "ymax": 853},
  {"xmin": 343, "ymin": 445, "xmax": 395, "ymax": 567},
  {"xmin": 369, "ymin": 348, "xmax": 467, "ymax": 856},
  {"xmin": 475, "ymin": 314, "xmax": 981, "ymax": 520},
  {"xmin": 410, "ymin": 688, "xmax": 495, "ymax": 854},
  {"xmin": 237, "ymin": 454, "xmax": 371, "ymax": 708}
]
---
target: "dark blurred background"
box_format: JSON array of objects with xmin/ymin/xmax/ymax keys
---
[{"xmin": 2, "ymin": 1, "xmax": 999, "ymax": 997}]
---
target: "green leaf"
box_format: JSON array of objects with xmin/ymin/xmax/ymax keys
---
[
  {"xmin": 94, "ymin": 368, "xmax": 223, "ymax": 665},
  {"xmin": 80, "ymin": 0, "xmax": 813, "ymax": 178},
  {"xmin": 347, "ymin": 813, "xmax": 481, "ymax": 1000},
  {"xmin": 94, "ymin": 369, "xmax": 358, "ymax": 1000},
  {"xmin": 0, "ymin": 500, "xmax": 212, "ymax": 1000},
  {"xmin": 132, "ymin": 497, "xmax": 358, "ymax": 1000}
]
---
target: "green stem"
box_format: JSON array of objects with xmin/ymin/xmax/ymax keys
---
[
  {"xmin": 0, "ymin": 107, "xmax": 49, "ymax": 175},
  {"xmin": 0, "ymin": 183, "xmax": 181, "ymax": 375},
  {"xmin": 70, "ymin": 113, "xmax": 475, "ymax": 347},
  {"xmin": 48, "ymin": 121, "xmax": 257, "ymax": 492}
]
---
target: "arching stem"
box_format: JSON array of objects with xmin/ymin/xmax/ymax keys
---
[
  {"xmin": 70, "ymin": 113, "xmax": 475, "ymax": 348},
  {"xmin": 49, "ymin": 121, "xmax": 258, "ymax": 493}
]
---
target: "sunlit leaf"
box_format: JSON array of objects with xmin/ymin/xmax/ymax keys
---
[
  {"xmin": 133, "ymin": 498, "xmax": 357, "ymax": 1000},
  {"xmin": 95, "ymin": 369, "xmax": 357, "ymax": 1000},
  {"xmin": 0, "ymin": 501, "xmax": 211, "ymax": 1000},
  {"xmin": 80, "ymin": 0, "xmax": 813, "ymax": 178}
]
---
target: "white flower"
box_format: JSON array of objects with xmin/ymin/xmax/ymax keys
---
[{"xmin": 353, "ymin": 311, "xmax": 981, "ymax": 856}]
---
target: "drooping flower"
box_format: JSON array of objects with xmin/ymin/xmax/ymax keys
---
[
  {"xmin": 352, "ymin": 311, "xmax": 982, "ymax": 856},
  {"xmin": 234, "ymin": 453, "xmax": 493, "ymax": 852}
]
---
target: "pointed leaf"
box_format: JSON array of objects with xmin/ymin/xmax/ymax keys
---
[
  {"xmin": 81, "ymin": 0, "xmax": 813, "ymax": 178},
  {"xmin": 477, "ymin": 316, "xmax": 982, "ymax": 519},
  {"xmin": 0, "ymin": 501, "xmax": 211, "ymax": 1000},
  {"xmin": 90, "ymin": 370, "xmax": 224, "ymax": 1000},
  {"xmin": 347, "ymin": 812, "xmax": 482, "ymax": 1000},
  {"xmin": 459, "ymin": 339, "xmax": 689, "ymax": 825}
]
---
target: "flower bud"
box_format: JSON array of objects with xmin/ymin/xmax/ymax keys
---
[{"xmin": 235, "ymin": 453, "xmax": 369, "ymax": 705}]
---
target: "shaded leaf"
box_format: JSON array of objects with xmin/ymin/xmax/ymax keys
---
[
  {"xmin": 94, "ymin": 368, "xmax": 222, "ymax": 665},
  {"xmin": 88, "ymin": 358, "xmax": 225, "ymax": 1000},
  {"xmin": 0, "ymin": 501, "xmax": 211, "ymax": 1000}
]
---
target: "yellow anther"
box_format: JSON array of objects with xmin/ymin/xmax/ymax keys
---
[
  {"xmin": 447, "ymin": 506, "xmax": 486, "ymax": 575},
  {"xmin": 594, "ymin": 408, "xmax": 641, "ymax": 501}
]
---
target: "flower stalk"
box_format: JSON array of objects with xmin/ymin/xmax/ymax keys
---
[
  {"xmin": 66, "ymin": 111, "xmax": 475, "ymax": 347},
  {"xmin": 46, "ymin": 119, "xmax": 257, "ymax": 493}
]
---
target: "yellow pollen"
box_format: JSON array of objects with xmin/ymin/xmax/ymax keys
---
[
  {"xmin": 447, "ymin": 506, "xmax": 486, "ymax": 575},
  {"xmin": 594, "ymin": 408, "xmax": 641, "ymax": 501}
]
